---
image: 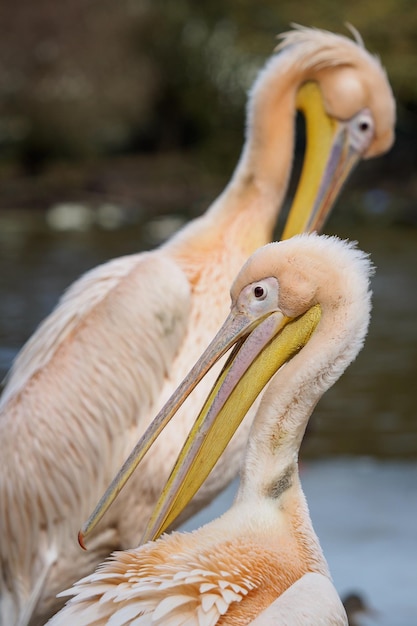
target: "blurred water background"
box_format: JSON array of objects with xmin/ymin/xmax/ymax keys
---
[{"xmin": 0, "ymin": 2, "xmax": 416, "ymax": 624}]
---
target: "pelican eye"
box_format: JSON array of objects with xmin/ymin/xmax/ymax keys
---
[
  {"xmin": 254, "ymin": 285, "xmax": 266, "ymax": 299},
  {"xmin": 355, "ymin": 111, "xmax": 373, "ymax": 134},
  {"xmin": 348, "ymin": 109, "xmax": 374, "ymax": 153}
]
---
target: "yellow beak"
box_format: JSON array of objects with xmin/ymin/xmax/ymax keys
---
[
  {"xmin": 140, "ymin": 304, "xmax": 321, "ymax": 543},
  {"xmin": 79, "ymin": 300, "xmax": 321, "ymax": 548},
  {"xmin": 282, "ymin": 81, "xmax": 369, "ymax": 239}
]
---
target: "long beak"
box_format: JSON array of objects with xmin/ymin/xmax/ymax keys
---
[
  {"xmin": 140, "ymin": 303, "xmax": 321, "ymax": 544},
  {"xmin": 79, "ymin": 304, "xmax": 291, "ymax": 548},
  {"xmin": 282, "ymin": 81, "xmax": 370, "ymax": 239}
]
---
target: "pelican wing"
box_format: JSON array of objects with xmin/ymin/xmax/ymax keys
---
[
  {"xmin": 1, "ymin": 251, "xmax": 190, "ymax": 407},
  {"xmin": 47, "ymin": 537, "xmax": 347, "ymax": 626},
  {"xmin": 48, "ymin": 536, "xmax": 259, "ymax": 626},
  {"xmin": 0, "ymin": 251, "xmax": 191, "ymax": 626},
  {"xmin": 250, "ymin": 573, "xmax": 348, "ymax": 625}
]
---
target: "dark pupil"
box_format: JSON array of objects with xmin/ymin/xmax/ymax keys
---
[
  {"xmin": 254, "ymin": 286, "xmax": 264, "ymax": 298},
  {"xmin": 359, "ymin": 121, "xmax": 369, "ymax": 132}
]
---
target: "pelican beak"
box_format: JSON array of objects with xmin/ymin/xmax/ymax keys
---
[
  {"xmin": 139, "ymin": 303, "xmax": 321, "ymax": 544},
  {"xmin": 78, "ymin": 300, "xmax": 321, "ymax": 549},
  {"xmin": 282, "ymin": 81, "xmax": 373, "ymax": 239}
]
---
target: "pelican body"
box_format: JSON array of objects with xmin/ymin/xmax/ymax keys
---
[
  {"xmin": 0, "ymin": 27, "xmax": 394, "ymax": 626},
  {"xmin": 49, "ymin": 233, "xmax": 373, "ymax": 625}
]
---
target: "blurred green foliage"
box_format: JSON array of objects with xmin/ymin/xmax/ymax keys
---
[{"xmin": 0, "ymin": 0, "xmax": 416, "ymax": 174}]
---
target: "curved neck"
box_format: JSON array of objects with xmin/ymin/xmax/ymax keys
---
[
  {"xmin": 237, "ymin": 294, "xmax": 370, "ymax": 503},
  {"xmin": 210, "ymin": 57, "xmax": 303, "ymax": 233},
  {"xmin": 167, "ymin": 54, "xmax": 321, "ymax": 258}
]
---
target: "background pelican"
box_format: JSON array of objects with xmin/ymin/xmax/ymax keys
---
[
  {"xmin": 0, "ymin": 26, "xmax": 394, "ymax": 626},
  {"xmin": 48, "ymin": 233, "xmax": 373, "ymax": 625}
]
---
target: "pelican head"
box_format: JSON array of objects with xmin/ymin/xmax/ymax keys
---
[
  {"xmin": 80, "ymin": 232, "xmax": 372, "ymax": 547},
  {"xmin": 252, "ymin": 25, "xmax": 396, "ymax": 238}
]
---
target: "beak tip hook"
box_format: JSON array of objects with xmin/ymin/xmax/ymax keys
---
[{"xmin": 78, "ymin": 530, "xmax": 87, "ymax": 551}]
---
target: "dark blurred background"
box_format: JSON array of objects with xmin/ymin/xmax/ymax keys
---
[
  {"xmin": 0, "ymin": 0, "xmax": 416, "ymax": 211},
  {"xmin": 0, "ymin": 0, "xmax": 416, "ymax": 458}
]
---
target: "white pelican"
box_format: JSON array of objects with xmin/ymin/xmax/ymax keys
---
[
  {"xmin": 0, "ymin": 26, "xmax": 394, "ymax": 626},
  {"xmin": 48, "ymin": 232, "xmax": 372, "ymax": 625}
]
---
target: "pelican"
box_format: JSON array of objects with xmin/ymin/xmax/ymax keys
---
[
  {"xmin": 0, "ymin": 26, "xmax": 394, "ymax": 626},
  {"xmin": 48, "ymin": 232, "xmax": 372, "ymax": 625}
]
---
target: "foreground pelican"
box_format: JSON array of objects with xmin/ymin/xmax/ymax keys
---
[
  {"xmin": 48, "ymin": 233, "xmax": 372, "ymax": 625},
  {"xmin": 0, "ymin": 26, "xmax": 394, "ymax": 626}
]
